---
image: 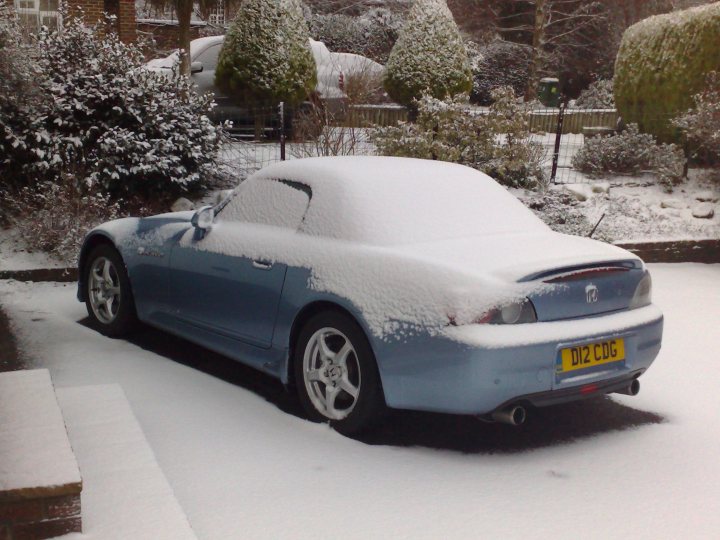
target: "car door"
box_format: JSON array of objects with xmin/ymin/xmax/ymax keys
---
[
  {"xmin": 190, "ymin": 43, "xmax": 221, "ymax": 97},
  {"xmin": 167, "ymin": 178, "xmax": 312, "ymax": 349}
]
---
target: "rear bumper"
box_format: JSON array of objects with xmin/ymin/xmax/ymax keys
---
[{"xmin": 376, "ymin": 305, "xmax": 663, "ymax": 415}]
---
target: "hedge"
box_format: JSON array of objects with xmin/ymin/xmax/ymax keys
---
[{"xmin": 614, "ymin": 2, "xmax": 720, "ymax": 142}]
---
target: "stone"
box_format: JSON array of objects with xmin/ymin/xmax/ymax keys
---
[
  {"xmin": 660, "ymin": 198, "xmax": 684, "ymax": 210},
  {"xmin": 170, "ymin": 198, "xmax": 194, "ymax": 212},
  {"xmin": 691, "ymin": 203, "xmax": 715, "ymax": 219},
  {"xmin": 591, "ymin": 182, "xmax": 610, "ymax": 194},
  {"xmin": 695, "ymin": 190, "xmax": 719, "ymax": 203},
  {"xmin": 564, "ymin": 184, "xmax": 594, "ymax": 202}
]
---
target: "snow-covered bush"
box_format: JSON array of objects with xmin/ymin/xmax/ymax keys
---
[
  {"xmin": 372, "ymin": 87, "xmax": 545, "ymax": 188},
  {"xmin": 0, "ymin": 0, "xmax": 44, "ymax": 191},
  {"xmin": 468, "ymin": 39, "xmax": 532, "ymax": 106},
  {"xmin": 309, "ymin": 8, "xmax": 402, "ymax": 64},
  {"xmin": 216, "ymin": 0, "xmax": 317, "ymax": 106},
  {"xmin": 572, "ymin": 124, "xmax": 685, "ymax": 191},
  {"xmin": 15, "ymin": 14, "xmax": 222, "ymax": 202},
  {"xmin": 575, "ymin": 79, "xmax": 615, "ymax": 109},
  {"xmin": 383, "ymin": 0, "xmax": 472, "ymax": 108},
  {"xmin": 673, "ymin": 72, "xmax": 720, "ymax": 166}
]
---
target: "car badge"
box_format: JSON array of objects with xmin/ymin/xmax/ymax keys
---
[{"xmin": 585, "ymin": 284, "xmax": 599, "ymax": 304}]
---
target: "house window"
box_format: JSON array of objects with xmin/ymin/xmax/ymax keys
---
[{"xmin": 15, "ymin": 0, "xmax": 59, "ymax": 30}]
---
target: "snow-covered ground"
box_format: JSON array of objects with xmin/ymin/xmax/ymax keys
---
[{"xmin": 0, "ymin": 263, "xmax": 719, "ymax": 539}]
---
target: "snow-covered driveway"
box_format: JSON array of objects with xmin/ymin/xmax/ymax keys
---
[{"xmin": 1, "ymin": 263, "xmax": 719, "ymax": 539}]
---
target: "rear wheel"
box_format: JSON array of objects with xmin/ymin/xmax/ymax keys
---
[
  {"xmin": 294, "ymin": 311, "xmax": 385, "ymax": 434},
  {"xmin": 84, "ymin": 244, "xmax": 137, "ymax": 337}
]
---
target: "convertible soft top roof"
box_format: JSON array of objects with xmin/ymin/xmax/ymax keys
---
[{"xmin": 251, "ymin": 156, "xmax": 548, "ymax": 245}]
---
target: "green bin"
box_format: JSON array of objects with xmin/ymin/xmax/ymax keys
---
[{"xmin": 538, "ymin": 77, "xmax": 560, "ymax": 107}]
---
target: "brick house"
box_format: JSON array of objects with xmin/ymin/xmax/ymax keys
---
[{"xmin": 14, "ymin": 0, "xmax": 136, "ymax": 43}]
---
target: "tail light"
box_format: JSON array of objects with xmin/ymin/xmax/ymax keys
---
[
  {"xmin": 448, "ymin": 298, "xmax": 537, "ymax": 326},
  {"xmin": 629, "ymin": 272, "xmax": 652, "ymax": 309}
]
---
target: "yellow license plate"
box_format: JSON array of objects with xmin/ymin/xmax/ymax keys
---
[{"xmin": 559, "ymin": 338, "xmax": 625, "ymax": 373}]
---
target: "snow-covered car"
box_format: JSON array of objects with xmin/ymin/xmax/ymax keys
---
[
  {"xmin": 146, "ymin": 36, "xmax": 384, "ymax": 130},
  {"xmin": 77, "ymin": 157, "xmax": 663, "ymax": 434}
]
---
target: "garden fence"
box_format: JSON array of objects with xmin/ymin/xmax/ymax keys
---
[{"xmin": 221, "ymin": 103, "xmax": 694, "ymax": 186}]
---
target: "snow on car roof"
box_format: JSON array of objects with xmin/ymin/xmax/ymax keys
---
[{"xmin": 251, "ymin": 156, "xmax": 548, "ymax": 245}]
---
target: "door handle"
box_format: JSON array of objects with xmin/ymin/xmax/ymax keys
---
[{"xmin": 252, "ymin": 260, "xmax": 273, "ymax": 270}]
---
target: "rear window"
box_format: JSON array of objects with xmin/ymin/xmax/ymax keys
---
[{"xmin": 218, "ymin": 178, "xmax": 311, "ymax": 231}]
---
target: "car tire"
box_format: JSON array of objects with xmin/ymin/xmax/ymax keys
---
[
  {"xmin": 84, "ymin": 244, "xmax": 138, "ymax": 337},
  {"xmin": 294, "ymin": 311, "xmax": 385, "ymax": 435}
]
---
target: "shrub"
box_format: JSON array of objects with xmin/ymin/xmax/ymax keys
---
[
  {"xmin": 4, "ymin": 176, "xmax": 122, "ymax": 262},
  {"xmin": 372, "ymin": 87, "xmax": 545, "ymax": 188},
  {"xmin": 673, "ymin": 71, "xmax": 720, "ymax": 165},
  {"xmin": 4, "ymin": 13, "xmax": 223, "ymax": 203},
  {"xmin": 614, "ymin": 3, "xmax": 720, "ymax": 142},
  {"xmin": 0, "ymin": 0, "xmax": 44, "ymax": 191},
  {"xmin": 216, "ymin": 0, "xmax": 317, "ymax": 106},
  {"xmin": 468, "ymin": 39, "xmax": 532, "ymax": 105},
  {"xmin": 524, "ymin": 190, "xmax": 592, "ymax": 238},
  {"xmin": 383, "ymin": 0, "xmax": 472, "ymax": 108},
  {"xmin": 309, "ymin": 8, "xmax": 402, "ymax": 64},
  {"xmin": 575, "ymin": 79, "xmax": 615, "ymax": 109},
  {"xmin": 572, "ymin": 124, "xmax": 685, "ymax": 191}
]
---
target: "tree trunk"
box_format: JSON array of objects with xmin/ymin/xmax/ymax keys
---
[
  {"xmin": 525, "ymin": 0, "xmax": 547, "ymax": 102},
  {"xmin": 176, "ymin": 0, "xmax": 192, "ymax": 77}
]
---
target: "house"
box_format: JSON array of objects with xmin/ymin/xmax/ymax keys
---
[{"xmin": 14, "ymin": 0, "xmax": 136, "ymax": 43}]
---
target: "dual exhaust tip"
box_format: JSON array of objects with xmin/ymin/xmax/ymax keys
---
[{"xmin": 490, "ymin": 379, "xmax": 641, "ymax": 426}]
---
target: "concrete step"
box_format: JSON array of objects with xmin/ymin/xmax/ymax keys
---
[{"xmin": 55, "ymin": 384, "xmax": 196, "ymax": 540}]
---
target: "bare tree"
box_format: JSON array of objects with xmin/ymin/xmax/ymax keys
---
[{"xmin": 493, "ymin": 0, "xmax": 609, "ymax": 100}]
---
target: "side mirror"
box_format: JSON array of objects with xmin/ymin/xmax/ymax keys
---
[
  {"xmin": 190, "ymin": 61, "xmax": 203, "ymax": 74},
  {"xmin": 191, "ymin": 206, "xmax": 214, "ymax": 231}
]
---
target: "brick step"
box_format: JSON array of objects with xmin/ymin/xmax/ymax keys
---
[
  {"xmin": 0, "ymin": 369, "xmax": 82, "ymax": 540},
  {"xmin": 55, "ymin": 384, "xmax": 197, "ymax": 539}
]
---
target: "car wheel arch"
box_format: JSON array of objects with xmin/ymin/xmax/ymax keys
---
[{"xmin": 286, "ymin": 300, "xmax": 379, "ymax": 389}]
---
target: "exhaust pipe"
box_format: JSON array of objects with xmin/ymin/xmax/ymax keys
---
[
  {"xmin": 615, "ymin": 378, "xmax": 640, "ymax": 396},
  {"xmin": 491, "ymin": 405, "xmax": 527, "ymax": 426}
]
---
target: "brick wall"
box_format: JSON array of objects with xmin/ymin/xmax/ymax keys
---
[
  {"xmin": 0, "ymin": 493, "xmax": 82, "ymax": 540},
  {"xmin": 137, "ymin": 20, "xmax": 212, "ymax": 55},
  {"xmin": 67, "ymin": 0, "xmax": 135, "ymax": 43}
]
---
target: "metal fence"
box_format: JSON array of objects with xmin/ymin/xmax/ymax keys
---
[{"xmin": 221, "ymin": 103, "xmax": 640, "ymax": 185}]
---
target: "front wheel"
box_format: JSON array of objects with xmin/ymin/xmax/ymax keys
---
[
  {"xmin": 84, "ymin": 244, "xmax": 137, "ymax": 337},
  {"xmin": 294, "ymin": 311, "xmax": 385, "ymax": 435}
]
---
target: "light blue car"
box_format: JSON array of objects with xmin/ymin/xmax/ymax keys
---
[{"xmin": 77, "ymin": 157, "xmax": 663, "ymax": 434}]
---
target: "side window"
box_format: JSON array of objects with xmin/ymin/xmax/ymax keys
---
[
  {"xmin": 219, "ymin": 178, "xmax": 311, "ymax": 231},
  {"xmin": 194, "ymin": 44, "xmax": 221, "ymax": 70}
]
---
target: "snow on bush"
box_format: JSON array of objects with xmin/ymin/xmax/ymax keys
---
[
  {"xmin": 614, "ymin": 2, "xmax": 720, "ymax": 142},
  {"xmin": 575, "ymin": 79, "xmax": 615, "ymax": 109},
  {"xmin": 215, "ymin": 0, "xmax": 317, "ymax": 106},
  {"xmin": 372, "ymin": 87, "xmax": 545, "ymax": 189},
  {"xmin": 468, "ymin": 39, "xmax": 532, "ymax": 106},
  {"xmin": 0, "ymin": 0, "xmax": 44, "ymax": 192},
  {"xmin": 571, "ymin": 124, "xmax": 685, "ymax": 191},
  {"xmin": 673, "ymin": 71, "xmax": 720, "ymax": 167},
  {"xmin": 523, "ymin": 190, "xmax": 593, "ymax": 238},
  {"xmin": 309, "ymin": 8, "xmax": 403, "ymax": 64},
  {"xmin": 1, "ymin": 10, "xmax": 224, "ymax": 261},
  {"xmin": 383, "ymin": 0, "xmax": 472, "ymax": 108}
]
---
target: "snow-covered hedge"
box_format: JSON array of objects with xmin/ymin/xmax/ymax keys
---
[
  {"xmin": 383, "ymin": 0, "xmax": 472, "ymax": 108},
  {"xmin": 216, "ymin": 0, "xmax": 316, "ymax": 106},
  {"xmin": 674, "ymin": 71, "xmax": 720, "ymax": 166},
  {"xmin": 614, "ymin": 3, "xmax": 720, "ymax": 141},
  {"xmin": 469, "ymin": 39, "xmax": 532, "ymax": 106},
  {"xmin": 572, "ymin": 124, "xmax": 685, "ymax": 191},
  {"xmin": 372, "ymin": 88, "xmax": 545, "ymax": 188},
  {"xmin": 309, "ymin": 8, "xmax": 402, "ymax": 64}
]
